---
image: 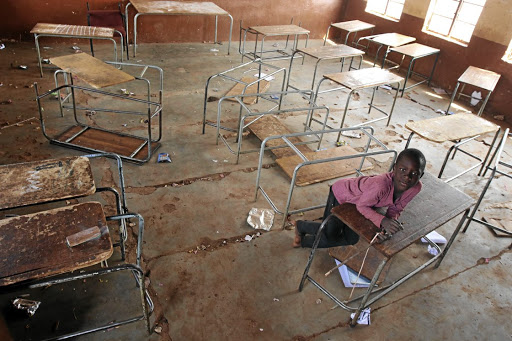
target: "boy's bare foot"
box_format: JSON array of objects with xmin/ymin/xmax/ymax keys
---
[{"xmin": 291, "ymin": 220, "xmax": 301, "ymax": 248}]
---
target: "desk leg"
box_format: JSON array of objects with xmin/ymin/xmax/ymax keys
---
[
  {"xmin": 227, "ymin": 14, "xmax": 233, "ymax": 55},
  {"xmin": 299, "ymin": 215, "xmax": 335, "ymax": 291},
  {"xmin": 350, "ymin": 259, "xmax": 387, "ymax": 327},
  {"xmin": 34, "ymin": 34, "xmax": 43, "ymax": 78},
  {"xmin": 337, "ymin": 90, "xmax": 353, "ymax": 141},
  {"xmin": 434, "ymin": 208, "xmax": 470, "ymax": 268},
  {"xmin": 401, "ymin": 57, "xmax": 415, "ymax": 97},
  {"xmin": 477, "ymin": 90, "xmax": 492, "ymax": 117},
  {"xmin": 428, "ymin": 53, "xmax": 440, "ymax": 87},
  {"xmin": 134, "ymin": 13, "xmax": 142, "ymax": 57},
  {"xmin": 286, "ymin": 50, "xmax": 298, "ymax": 91},
  {"xmin": 446, "ymin": 81, "xmax": 460, "ymax": 114},
  {"xmin": 324, "ymin": 24, "xmax": 332, "ymax": 46}
]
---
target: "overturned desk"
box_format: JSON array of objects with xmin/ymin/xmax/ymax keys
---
[
  {"xmin": 324, "ymin": 20, "xmax": 375, "ymax": 46},
  {"xmin": 299, "ymin": 172, "xmax": 474, "ymax": 326},
  {"xmin": 126, "ymin": 0, "xmax": 233, "ymax": 56},
  {"xmin": 31, "ymin": 23, "xmax": 124, "ymax": 77},
  {"xmin": 405, "ymin": 113, "xmax": 500, "ymax": 182},
  {"xmin": 37, "ymin": 53, "xmax": 163, "ymax": 164}
]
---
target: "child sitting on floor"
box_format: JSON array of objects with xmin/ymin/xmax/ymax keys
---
[{"xmin": 293, "ymin": 148, "xmax": 426, "ymax": 248}]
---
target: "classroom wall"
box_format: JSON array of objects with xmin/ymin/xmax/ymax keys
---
[
  {"xmin": 343, "ymin": 0, "xmax": 511, "ymax": 121},
  {"xmin": 0, "ymin": 0, "xmax": 345, "ymax": 43}
]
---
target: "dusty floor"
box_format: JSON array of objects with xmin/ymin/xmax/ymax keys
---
[{"xmin": 0, "ymin": 39, "xmax": 511, "ymax": 340}]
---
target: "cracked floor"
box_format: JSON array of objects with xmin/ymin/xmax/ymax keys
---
[{"xmin": 0, "ymin": 40, "xmax": 511, "ymax": 340}]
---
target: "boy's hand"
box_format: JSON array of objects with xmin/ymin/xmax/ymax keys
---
[{"xmin": 378, "ymin": 218, "xmax": 403, "ymax": 242}]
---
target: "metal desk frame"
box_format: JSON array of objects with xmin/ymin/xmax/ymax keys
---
[
  {"xmin": 35, "ymin": 81, "xmax": 163, "ymax": 164},
  {"xmin": 299, "ymin": 172, "xmax": 474, "ymax": 326},
  {"xmin": 312, "ymin": 68, "xmax": 403, "ymax": 142},
  {"xmin": 323, "ymin": 20, "xmax": 375, "ymax": 46},
  {"xmin": 203, "ymin": 59, "xmax": 287, "ymax": 135},
  {"xmin": 463, "ymin": 128, "xmax": 512, "ymax": 236},
  {"xmin": 239, "ymin": 20, "xmax": 310, "ymax": 62},
  {"xmin": 255, "ymin": 126, "xmax": 397, "ymax": 228},
  {"xmin": 446, "ymin": 66, "xmax": 501, "ymax": 117},
  {"xmin": 355, "ymin": 33, "xmax": 416, "ymax": 68},
  {"xmin": 125, "ymin": 0, "xmax": 233, "ymax": 56},
  {"xmin": 32, "ymin": 23, "xmax": 123, "ymax": 77},
  {"xmin": 386, "ymin": 43, "xmax": 440, "ymax": 97},
  {"xmin": 404, "ymin": 115, "xmax": 500, "ymax": 183},
  {"xmin": 215, "ymin": 89, "xmax": 330, "ymax": 164},
  {"xmin": 286, "ymin": 45, "xmax": 365, "ymax": 92}
]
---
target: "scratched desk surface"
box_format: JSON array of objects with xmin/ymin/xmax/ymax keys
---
[
  {"xmin": 0, "ymin": 202, "xmax": 112, "ymax": 286},
  {"xmin": 331, "ymin": 172, "xmax": 474, "ymax": 258},
  {"xmin": 0, "ymin": 157, "xmax": 95, "ymax": 210},
  {"xmin": 130, "ymin": 0, "xmax": 229, "ymax": 15}
]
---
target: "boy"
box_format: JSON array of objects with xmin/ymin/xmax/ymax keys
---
[{"xmin": 293, "ymin": 148, "xmax": 426, "ymax": 248}]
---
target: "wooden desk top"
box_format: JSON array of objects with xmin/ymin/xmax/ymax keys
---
[
  {"xmin": 324, "ymin": 67, "xmax": 403, "ymax": 90},
  {"xmin": 130, "ymin": 0, "xmax": 229, "ymax": 15},
  {"xmin": 390, "ymin": 43, "xmax": 440, "ymax": 58},
  {"xmin": 298, "ymin": 44, "xmax": 365, "ymax": 60},
  {"xmin": 331, "ymin": 172, "xmax": 474, "ymax": 258},
  {"xmin": 0, "ymin": 157, "xmax": 95, "ymax": 210},
  {"xmin": 50, "ymin": 53, "xmax": 135, "ymax": 89},
  {"xmin": 458, "ymin": 66, "xmax": 501, "ymax": 91},
  {"xmin": 31, "ymin": 23, "xmax": 114, "ymax": 38},
  {"xmin": 331, "ymin": 20, "xmax": 375, "ymax": 32},
  {"xmin": 250, "ymin": 25, "xmax": 310, "ymax": 36},
  {"xmin": 0, "ymin": 202, "xmax": 112, "ymax": 286},
  {"xmin": 369, "ymin": 33, "xmax": 416, "ymax": 48},
  {"xmin": 405, "ymin": 113, "xmax": 499, "ymax": 143}
]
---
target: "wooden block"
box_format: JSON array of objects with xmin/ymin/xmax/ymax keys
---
[
  {"xmin": 276, "ymin": 145, "xmax": 374, "ymax": 186},
  {"xmin": 224, "ymin": 76, "xmax": 270, "ymax": 105},
  {"xmin": 66, "ymin": 226, "xmax": 101, "ymax": 247},
  {"xmin": 248, "ymin": 115, "xmax": 312, "ymax": 158}
]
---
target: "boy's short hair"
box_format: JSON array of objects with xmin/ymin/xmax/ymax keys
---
[{"xmin": 397, "ymin": 148, "xmax": 426, "ymax": 173}]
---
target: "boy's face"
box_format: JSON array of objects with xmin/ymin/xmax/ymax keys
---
[{"xmin": 393, "ymin": 156, "xmax": 423, "ymax": 193}]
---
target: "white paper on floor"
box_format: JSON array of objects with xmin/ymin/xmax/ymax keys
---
[
  {"xmin": 421, "ymin": 230, "xmax": 447, "ymax": 244},
  {"xmin": 253, "ymin": 73, "xmax": 275, "ymax": 81},
  {"xmin": 335, "ymin": 260, "xmax": 371, "ymax": 288},
  {"xmin": 351, "ymin": 307, "xmax": 371, "ymax": 325}
]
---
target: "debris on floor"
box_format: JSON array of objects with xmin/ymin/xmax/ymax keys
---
[{"xmin": 247, "ymin": 208, "xmax": 274, "ymax": 231}]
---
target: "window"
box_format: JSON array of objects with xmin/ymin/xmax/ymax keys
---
[
  {"xmin": 503, "ymin": 39, "xmax": 512, "ymax": 63},
  {"xmin": 423, "ymin": 0, "xmax": 486, "ymax": 44},
  {"xmin": 365, "ymin": 0, "xmax": 405, "ymax": 21}
]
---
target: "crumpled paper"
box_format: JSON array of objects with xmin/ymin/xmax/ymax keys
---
[
  {"xmin": 247, "ymin": 208, "xmax": 274, "ymax": 231},
  {"xmin": 350, "ymin": 307, "xmax": 371, "ymax": 325}
]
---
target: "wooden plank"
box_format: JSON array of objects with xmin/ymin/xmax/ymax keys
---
[
  {"xmin": 458, "ymin": 66, "xmax": 501, "ymax": 92},
  {"xmin": 329, "ymin": 245, "xmax": 391, "ymax": 285},
  {"xmin": 0, "ymin": 156, "xmax": 95, "ymax": 210},
  {"xmin": 55, "ymin": 126, "xmax": 160, "ymax": 161},
  {"xmin": 50, "ymin": 54, "xmax": 134, "ymax": 89},
  {"xmin": 370, "ymin": 33, "xmax": 416, "ymax": 48},
  {"xmin": 224, "ymin": 76, "xmax": 270, "ymax": 105},
  {"xmin": 324, "ymin": 67, "xmax": 403, "ymax": 90},
  {"xmin": 0, "ymin": 202, "xmax": 112, "ymax": 286},
  {"xmin": 331, "ymin": 20, "xmax": 375, "ymax": 33},
  {"xmin": 405, "ymin": 113, "xmax": 499, "ymax": 143},
  {"xmin": 131, "ymin": 0, "xmax": 229, "ymax": 15},
  {"xmin": 331, "ymin": 172, "xmax": 474, "ymax": 258},
  {"xmin": 30, "ymin": 23, "xmax": 114, "ymax": 38},
  {"xmin": 247, "ymin": 115, "xmax": 312, "ymax": 158},
  {"xmin": 390, "ymin": 43, "xmax": 440, "ymax": 58},
  {"xmin": 250, "ymin": 25, "xmax": 310, "ymax": 36},
  {"xmin": 276, "ymin": 146, "xmax": 374, "ymax": 186},
  {"xmin": 298, "ymin": 45, "xmax": 365, "ymax": 60}
]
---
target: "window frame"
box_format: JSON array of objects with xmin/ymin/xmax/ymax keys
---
[
  {"xmin": 423, "ymin": 0, "xmax": 486, "ymax": 45},
  {"xmin": 365, "ymin": 0, "xmax": 405, "ymax": 22}
]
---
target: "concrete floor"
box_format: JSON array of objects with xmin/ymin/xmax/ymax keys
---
[{"xmin": 0, "ymin": 39, "xmax": 511, "ymax": 340}]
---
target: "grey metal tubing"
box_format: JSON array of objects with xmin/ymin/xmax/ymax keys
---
[
  {"xmin": 463, "ymin": 128, "xmax": 511, "ymax": 234},
  {"xmin": 202, "ymin": 59, "xmax": 286, "ymax": 133},
  {"xmin": 107, "ymin": 213, "xmax": 144, "ymax": 267},
  {"xmin": 435, "ymin": 209, "xmax": 470, "ymax": 268},
  {"xmin": 28, "ymin": 263, "xmax": 150, "ymax": 339},
  {"xmin": 34, "ymin": 33, "xmax": 119, "ymax": 77},
  {"xmin": 254, "ymin": 126, "xmax": 397, "ymax": 228},
  {"xmin": 446, "ymin": 81, "xmax": 461, "ymax": 114},
  {"xmin": 96, "ymin": 187, "xmax": 126, "ymax": 259}
]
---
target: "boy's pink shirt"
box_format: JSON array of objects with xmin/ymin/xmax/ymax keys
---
[{"xmin": 331, "ymin": 172, "xmax": 422, "ymax": 228}]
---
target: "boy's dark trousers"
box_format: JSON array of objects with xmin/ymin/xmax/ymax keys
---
[{"xmin": 297, "ymin": 187, "xmax": 359, "ymax": 248}]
